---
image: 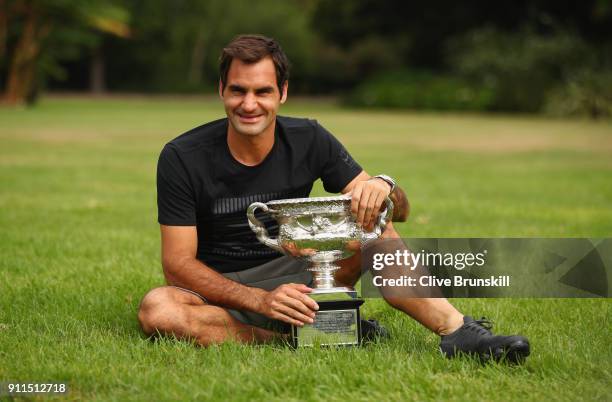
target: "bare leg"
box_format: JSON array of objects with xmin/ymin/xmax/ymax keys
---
[
  {"xmin": 334, "ymin": 223, "xmax": 464, "ymax": 336},
  {"xmin": 137, "ymin": 287, "xmax": 279, "ymax": 346}
]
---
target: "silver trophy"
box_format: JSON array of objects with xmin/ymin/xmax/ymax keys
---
[{"xmin": 247, "ymin": 195, "xmax": 393, "ymax": 347}]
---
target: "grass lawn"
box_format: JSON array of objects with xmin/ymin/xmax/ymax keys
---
[{"xmin": 0, "ymin": 96, "xmax": 610, "ymax": 401}]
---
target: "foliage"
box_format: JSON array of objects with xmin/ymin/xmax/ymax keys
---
[
  {"xmin": 446, "ymin": 26, "xmax": 603, "ymax": 113},
  {"xmin": 345, "ymin": 70, "xmax": 494, "ymax": 111},
  {"xmin": 103, "ymin": 0, "xmax": 315, "ymax": 93},
  {"xmin": 344, "ymin": 23, "xmax": 612, "ymax": 116},
  {"xmin": 2, "ymin": 0, "xmax": 611, "ymax": 115},
  {"xmin": 544, "ymin": 67, "xmax": 612, "ymax": 118},
  {"xmin": 301, "ymin": 34, "xmax": 410, "ymax": 93}
]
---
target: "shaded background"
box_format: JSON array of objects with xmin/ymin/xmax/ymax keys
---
[{"xmin": 1, "ymin": 0, "xmax": 611, "ymax": 117}]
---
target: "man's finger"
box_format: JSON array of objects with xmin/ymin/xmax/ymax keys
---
[
  {"xmin": 363, "ymin": 189, "xmax": 379, "ymax": 229},
  {"xmin": 286, "ymin": 287, "xmax": 319, "ymax": 311},
  {"xmin": 273, "ymin": 311, "xmax": 306, "ymax": 327},
  {"xmin": 366, "ymin": 191, "xmax": 386, "ymax": 231},
  {"xmin": 275, "ymin": 303, "xmax": 314, "ymax": 324},
  {"xmin": 356, "ymin": 189, "xmax": 371, "ymax": 227},
  {"xmin": 286, "ymin": 283, "xmax": 314, "ymax": 294},
  {"xmin": 350, "ymin": 184, "xmax": 363, "ymax": 217},
  {"xmin": 280, "ymin": 294, "xmax": 316, "ymax": 318}
]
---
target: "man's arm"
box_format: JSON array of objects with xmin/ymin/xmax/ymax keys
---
[
  {"xmin": 342, "ymin": 171, "xmax": 409, "ymax": 230},
  {"xmin": 161, "ymin": 225, "xmax": 318, "ymax": 326},
  {"xmin": 389, "ymin": 185, "xmax": 410, "ymax": 222}
]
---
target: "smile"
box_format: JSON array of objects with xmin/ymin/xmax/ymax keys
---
[{"xmin": 237, "ymin": 113, "xmax": 263, "ymax": 123}]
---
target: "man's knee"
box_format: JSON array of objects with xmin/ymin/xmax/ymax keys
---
[
  {"xmin": 381, "ymin": 222, "xmax": 400, "ymax": 239},
  {"xmin": 138, "ymin": 287, "xmax": 184, "ymax": 336}
]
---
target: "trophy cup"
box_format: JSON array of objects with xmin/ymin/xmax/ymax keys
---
[{"xmin": 247, "ymin": 195, "xmax": 393, "ymax": 347}]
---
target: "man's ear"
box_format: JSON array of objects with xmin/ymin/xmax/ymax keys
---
[
  {"xmin": 280, "ymin": 81, "xmax": 288, "ymax": 104},
  {"xmin": 218, "ymin": 80, "xmax": 224, "ymax": 99}
]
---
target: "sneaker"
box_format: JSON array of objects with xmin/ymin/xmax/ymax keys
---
[
  {"xmin": 439, "ymin": 316, "xmax": 530, "ymax": 363},
  {"xmin": 360, "ymin": 319, "xmax": 389, "ymax": 343}
]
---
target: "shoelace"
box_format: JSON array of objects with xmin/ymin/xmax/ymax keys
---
[{"xmin": 467, "ymin": 317, "xmax": 494, "ymax": 336}]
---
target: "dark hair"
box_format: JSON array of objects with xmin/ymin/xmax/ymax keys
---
[{"xmin": 219, "ymin": 34, "xmax": 290, "ymax": 95}]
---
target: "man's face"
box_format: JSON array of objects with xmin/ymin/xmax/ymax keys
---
[{"xmin": 220, "ymin": 56, "xmax": 287, "ymax": 137}]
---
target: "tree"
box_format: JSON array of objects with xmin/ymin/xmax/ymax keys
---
[
  {"xmin": 1, "ymin": 0, "xmax": 130, "ymax": 106},
  {"xmin": 101, "ymin": 0, "xmax": 315, "ymax": 93}
]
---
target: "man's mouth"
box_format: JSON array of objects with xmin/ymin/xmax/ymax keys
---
[{"xmin": 237, "ymin": 113, "xmax": 263, "ymax": 123}]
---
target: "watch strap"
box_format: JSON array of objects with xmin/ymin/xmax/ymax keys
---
[{"xmin": 373, "ymin": 174, "xmax": 396, "ymax": 193}]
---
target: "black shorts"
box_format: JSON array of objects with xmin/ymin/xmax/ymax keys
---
[{"xmin": 173, "ymin": 256, "xmax": 312, "ymax": 334}]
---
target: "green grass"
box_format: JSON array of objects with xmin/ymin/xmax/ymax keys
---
[{"xmin": 0, "ymin": 96, "xmax": 611, "ymax": 401}]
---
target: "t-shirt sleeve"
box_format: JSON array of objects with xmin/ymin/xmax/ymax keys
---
[
  {"xmin": 314, "ymin": 122, "xmax": 363, "ymax": 193},
  {"xmin": 157, "ymin": 144, "xmax": 197, "ymax": 226}
]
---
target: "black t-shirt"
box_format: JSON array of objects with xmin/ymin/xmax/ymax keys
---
[{"xmin": 157, "ymin": 116, "xmax": 362, "ymax": 273}]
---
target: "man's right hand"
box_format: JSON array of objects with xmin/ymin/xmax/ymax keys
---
[{"xmin": 256, "ymin": 283, "xmax": 319, "ymax": 327}]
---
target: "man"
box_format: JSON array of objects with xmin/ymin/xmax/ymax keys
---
[{"xmin": 138, "ymin": 34, "xmax": 530, "ymax": 363}]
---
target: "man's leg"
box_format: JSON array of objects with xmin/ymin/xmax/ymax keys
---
[
  {"xmin": 137, "ymin": 286, "xmax": 278, "ymax": 347},
  {"xmin": 334, "ymin": 223, "xmax": 464, "ymax": 335},
  {"xmin": 334, "ymin": 223, "xmax": 530, "ymax": 362}
]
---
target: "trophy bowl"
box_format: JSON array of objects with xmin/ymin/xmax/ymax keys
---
[{"xmin": 247, "ymin": 195, "xmax": 393, "ymax": 291}]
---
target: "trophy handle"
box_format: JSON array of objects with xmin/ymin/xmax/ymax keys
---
[
  {"xmin": 361, "ymin": 197, "xmax": 394, "ymax": 244},
  {"xmin": 247, "ymin": 202, "xmax": 284, "ymax": 253},
  {"xmin": 377, "ymin": 197, "xmax": 394, "ymax": 232}
]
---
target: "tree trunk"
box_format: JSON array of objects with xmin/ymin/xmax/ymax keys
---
[
  {"xmin": 188, "ymin": 27, "xmax": 207, "ymax": 86},
  {"xmin": 90, "ymin": 45, "xmax": 106, "ymax": 94},
  {"xmin": 0, "ymin": 0, "xmax": 7, "ymax": 63},
  {"xmin": 3, "ymin": 2, "xmax": 49, "ymax": 106}
]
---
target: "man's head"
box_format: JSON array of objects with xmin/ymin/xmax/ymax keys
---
[
  {"xmin": 219, "ymin": 35, "xmax": 290, "ymax": 138},
  {"xmin": 219, "ymin": 34, "xmax": 290, "ymax": 95}
]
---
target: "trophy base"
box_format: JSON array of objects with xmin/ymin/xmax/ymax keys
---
[{"xmin": 291, "ymin": 290, "xmax": 364, "ymax": 348}]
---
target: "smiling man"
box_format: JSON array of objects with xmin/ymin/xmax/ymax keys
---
[{"xmin": 137, "ymin": 34, "xmax": 530, "ymax": 363}]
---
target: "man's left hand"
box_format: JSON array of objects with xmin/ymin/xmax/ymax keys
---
[{"xmin": 348, "ymin": 177, "xmax": 391, "ymax": 231}]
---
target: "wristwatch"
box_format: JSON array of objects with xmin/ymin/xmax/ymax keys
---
[{"xmin": 373, "ymin": 174, "xmax": 396, "ymax": 193}]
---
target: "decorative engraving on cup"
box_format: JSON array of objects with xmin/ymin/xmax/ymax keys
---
[{"xmin": 247, "ymin": 195, "xmax": 393, "ymax": 290}]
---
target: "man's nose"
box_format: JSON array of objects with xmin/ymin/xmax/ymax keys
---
[{"xmin": 242, "ymin": 92, "xmax": 257, "ymax": 112}]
